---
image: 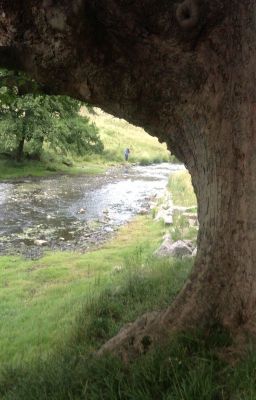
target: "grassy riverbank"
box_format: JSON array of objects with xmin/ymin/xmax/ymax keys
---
[
  {"xmin": 0, "ymin": 157, "xmax": 106, "ymax": 180},
  {"xmin": 0, "ymin": 109, "xmax": 172, "ymax": 180},
  {"xmin": 0, "ymin": 215, "xmax": 194, "ymax": 399},
  {"xmin": 81, "ymin": 107, "xmax": 172, "ymax": 165},
  {"xmin": 1, "ymin": 171, "xmax": 255, "ymax": 400},
  {"xmin": 168, "ymin": 170, "xmax": 197, "ymax": 207},
  {"xmin": 0, "ymin": 216, "xmax": 169, "ymax": 365}
]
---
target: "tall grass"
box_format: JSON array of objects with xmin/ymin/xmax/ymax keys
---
[
  {"xmin": 81, "ymin": 107, "xmax": 171, "ymax": 165},
  {"xmin": 168, "ymin": 171, "xmax": 197, "ymax": 207},
  {"xmin": 0, "ymin": 216, "xmax": 166, "ymax": 365},
  {"xmin": 1, "ymin": 169, "xmax": 256, "ymax": 399},
  {"xmin": 1, "ymin": 251, "xmax": 256, "ymax": 399}
]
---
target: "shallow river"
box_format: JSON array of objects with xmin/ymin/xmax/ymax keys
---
[{"xmin": 0, "ymin": 163, "xmax": 184, "ymax": 257}]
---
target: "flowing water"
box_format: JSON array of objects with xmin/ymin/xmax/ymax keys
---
[{"xmin": 0, "ymin": 163, "xmax": 184, "ymax": 258}]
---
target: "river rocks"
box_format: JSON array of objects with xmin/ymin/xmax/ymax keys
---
[
  {"xmin": 153, "ymin": 234, "xmax": 173, "ymax": 257},
  {"xmin": 192, "ymin": 247, "xmax": 197, "ymax": 257},
  {"xmin": 138, "ymin": 208, "xmax": 148, "ymax": 215},
  {"xmin": 154, "ymin": 239, "xmax": 194, "ymax": 258},
  {"xmin": 104, "ymin": 226, "xmax": 114, "ymax": 233},
  {"xmin": 153, "ymin": 189, "xmax": 174, "ymax": 225},
  {"xmin": 78, "ymin": 208, "xmax": 86, "ymax": 214},
  {"xmin": 178, "ymin": 211, "xmax": 198, "ymax": 227},
  {"xmin": 34, "ymin": 239, "xmax": 48, "ymax": 246},
  {"xmin": 1, "ymin": 163, "xmax": 180, "ymax": 258},
  {"xmin": 155, "ymin": 209, "xmax": 173, "ymax": 225}
]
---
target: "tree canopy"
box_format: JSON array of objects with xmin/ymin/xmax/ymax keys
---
[{"xmin": 0, "ymin": 69, "xmax": 103, "ymax": 160}]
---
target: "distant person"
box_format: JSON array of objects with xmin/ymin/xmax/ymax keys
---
[{"xmin": 124, "ymin": 148, "xmax": 130, "ymax": 161}]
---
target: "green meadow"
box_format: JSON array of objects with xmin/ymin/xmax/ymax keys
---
[
  {"xmin": 1, "ymin": 171, "xmax": 256, "ymax": 400},
  {"xmin": 0, "ymin": 216, "xmax": 171, "ymax": 365}
]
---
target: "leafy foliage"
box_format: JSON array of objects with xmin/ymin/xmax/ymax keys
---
[{"xmin": 0, "ymin": 70, "xmax": 103, "ymax": 160}]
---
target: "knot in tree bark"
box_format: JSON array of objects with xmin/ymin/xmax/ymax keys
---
[{"xmin": 176, "ymin": 0, "xmax": 199, "ymax": 30}]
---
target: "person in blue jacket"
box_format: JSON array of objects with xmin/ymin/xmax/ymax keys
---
[{"xmin": 124, "ymin": 148, "xmax": 130, "ymax": 161}]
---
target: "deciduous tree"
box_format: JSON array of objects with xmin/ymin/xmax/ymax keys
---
[
  {"xmin": 0, "ymin": 70, "xmax": 103, "ymax": 160},
  {"xmin": 0, "ymin": 0, "xmax": 254, "ymax": 359}
]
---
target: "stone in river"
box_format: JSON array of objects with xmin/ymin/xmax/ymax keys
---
[{"xmin": 34, "ymin": 239, "xmax": 48, "ymax": 246}]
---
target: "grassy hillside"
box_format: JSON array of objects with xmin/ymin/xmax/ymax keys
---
[{"xmin": 80, "ymin": 107, "xmax": 171, "ymax": 165}]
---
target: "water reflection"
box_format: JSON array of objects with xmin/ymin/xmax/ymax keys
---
[{"xmin": 0, "ymin": 163, "xmax": 184, "ymax": 256}]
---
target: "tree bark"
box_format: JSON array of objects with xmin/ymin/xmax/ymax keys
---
[
  {"xmin": 0, "ymin": 0, "xmax": 255, "ymax": 358},
  {"xmin": 15, "ymin": 135, "xmax": 25, "ymax": 162}
]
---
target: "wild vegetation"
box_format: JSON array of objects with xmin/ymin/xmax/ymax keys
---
[
  {"xmin": 1, "ymin": 171, "xmax": 256, "ymax": 399},
  {"xmin": 168, "ymin": 171, "xmax": 197, "ymax": 208},
  {"xmin": 81, "ymin": 107, "xmax": 172, "ymax": 166}
]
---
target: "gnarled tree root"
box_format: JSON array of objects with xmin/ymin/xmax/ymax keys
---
[
  {"xmin": 98, "ymin": 311, "xmax": 166, "ymax": 363},
  {"xmin": 97, "ymin": 280, "xmax": 211, "ymax": 362},
  {"xmin": 97, "ymin": 276, "xmax": 256, "ymax": 363}
]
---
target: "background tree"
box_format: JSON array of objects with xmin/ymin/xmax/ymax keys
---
[
  {"xmin": 0, "ymin": 70, "xmax": 103, "ymax": 161},
  {"xmin": 0, "ymin": 1, "xmax": 255, "ymax": 359}
]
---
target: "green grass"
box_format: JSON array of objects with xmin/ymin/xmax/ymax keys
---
[
  {"xmin": 169, "ymin": 213, "xmax": 198, "ymax": 243},
  {"xmin": 0, "ymin": 216, "xmax": 168, "ymax": 365},
  {"xmin": 80, "ymin": 107, "xmax": 171, "ymax": 164},
  {"xmin": 1, "ymin": 240, "xmax": 256, "ymax": 399},
  {"xmin": 0, "ymin": 158, "xmax": 106, "ymax": 180},
  {"xmin": 166, "ymin": 170, "xmax": 198, "ymax": 243},
  {"xmin": 168, "ymin": 170, "xmax": 197, "ymax": 207},
  {"xmin": 0, "ymin": 214, "xmax": 195, "ymax": 399},
  {"xmin": 0, "ymin": 109, "xmax": 173, "ymax": 180},
  {"xmin": 1, "ymin": 167, "xmax": 255, "ymax": 399}
]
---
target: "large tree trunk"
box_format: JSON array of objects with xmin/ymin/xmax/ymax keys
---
[
  {"xmin": 100, "ymin": 101, "xmax": 256, "ymax": 360},
  {"xmin": 0, "ymin": 0, "xmax": 255, "ymax": 359},
  {"xmin": 99, "ymin": 1, "xmax": 256, "ymax": 359}
]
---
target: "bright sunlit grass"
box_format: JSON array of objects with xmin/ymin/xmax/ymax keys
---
[
  {"xmin": 1, "ymin": 167, "xmax": 255, "ymax": 400},
  {"xmin": 168, "ymin": 170, "xmax": 197, "ymax": 207},
  {"xmin": 0, "ymin": 216, "xmax": 165, "ymax": 365},
  {"xmin": 80, "ymin": 107, "xmax": 172, "ymax": 164}
]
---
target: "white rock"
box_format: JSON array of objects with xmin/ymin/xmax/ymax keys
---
[
  {"xmin": 163, "ymin": 215, "xmax": 173, "ymax": 225},
  {"xmin": 192, "ymin": 247, "xmax": 197, "ymax": 257},
  {"xmin": 104, "ymin": 227, "xmax": 113, "ymax": 232},
  {"xmin": 34, "ymin": 239, "xmax": 48, "ymax": 246},
  {"xmin": 155, "ymin": 209, "xmax": 173, "ymax": 225},
  {"xmin": 154, "ymin": 236, "xmax": 173, "ymax": 257},
  {"xmin": 154, "ymin": 240, "xmax": 192, "ymax": 258}
]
